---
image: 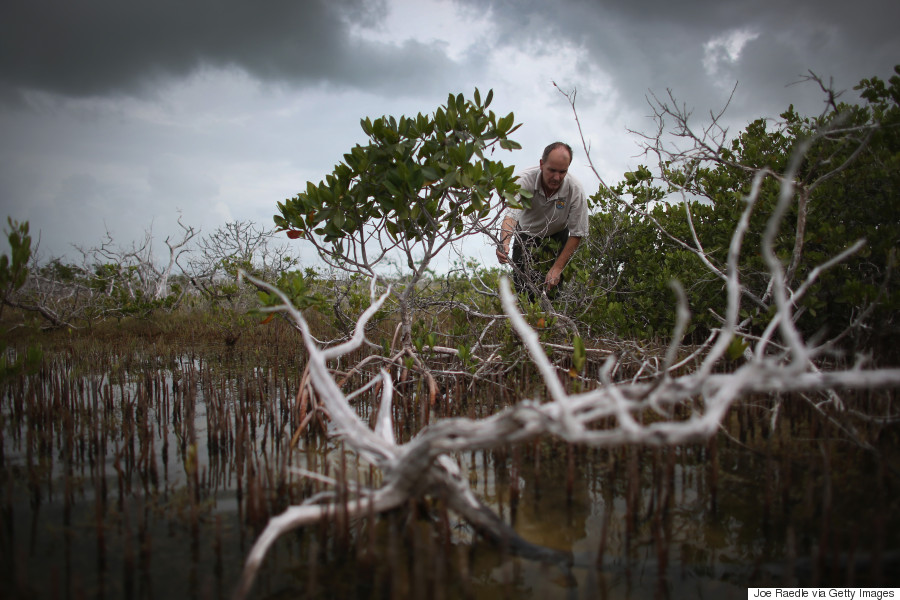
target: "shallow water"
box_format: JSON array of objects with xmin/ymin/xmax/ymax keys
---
[{"xmin": 2, "ymin": 341, "xmax": 898, "ymax": 599}]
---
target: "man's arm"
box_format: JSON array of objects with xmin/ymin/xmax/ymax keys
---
[
  {"xmin": 496, "ymin": 215, "xmax": 518, "ymax": 264},
  {"xmin": 545, "ymin": 236, "xmax": 581, "ymax": 288}
]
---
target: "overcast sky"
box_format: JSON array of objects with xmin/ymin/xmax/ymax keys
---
[{"xmin": 1, "ymin": 0, "xmax": 897, "ymax": 267}]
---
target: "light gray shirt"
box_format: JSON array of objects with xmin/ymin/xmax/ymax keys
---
[{"xmin": 506, "ymin": 165, "xmax": 589, "ymax": 238}]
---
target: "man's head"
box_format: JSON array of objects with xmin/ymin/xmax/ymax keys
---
[{"xmin": 539, "ymin": 142, "xmax": 573, "ymax": 196}]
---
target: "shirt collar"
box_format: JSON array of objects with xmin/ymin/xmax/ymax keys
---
[{"xmin": 534, "ymin": 172, "xmax": 566, "ymax": 200}]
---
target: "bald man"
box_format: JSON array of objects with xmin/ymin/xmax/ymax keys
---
[{"xmin": 496, "ymin": 142, "xmax": 589, "ymax": 300}]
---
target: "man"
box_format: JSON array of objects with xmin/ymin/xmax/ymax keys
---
[{"xmin": 496, "ymin": 142, "xmax": 589, "ymax": 299}]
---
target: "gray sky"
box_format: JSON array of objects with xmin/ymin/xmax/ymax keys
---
[{"xmin": 1, "ymin": 0, "xmax": 897, "ymax": 265}]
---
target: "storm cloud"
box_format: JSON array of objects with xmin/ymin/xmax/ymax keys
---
[
  {"xmin": 459, "ymin": 0, "xmax": 900, "ymax": 116},
  {"xmin": 0, "ymin": 0, "xmax": 462, "ymax": 98},
  {"xmin": 0, "ymin": 0, "xmax": 897, "ymax": 261}
]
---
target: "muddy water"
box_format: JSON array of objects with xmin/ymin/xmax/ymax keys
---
[{"xmin": 1, "ymin": 341, "xmax": 898, "ymax": 599}]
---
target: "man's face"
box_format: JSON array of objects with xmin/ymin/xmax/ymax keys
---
[{"xmin": 539, "ymin": 147, "xmax": 571, "ymax": 196}]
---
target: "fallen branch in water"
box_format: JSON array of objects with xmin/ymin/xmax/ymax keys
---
[
  {"xmin": 233, "ymin": 275, "xmax": 575, "ymax": 600},
  {"xmin": 233, "ymin": 270, "xmax": 900, "ymax": 600}
]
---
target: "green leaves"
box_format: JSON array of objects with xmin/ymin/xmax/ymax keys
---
[
  {"xmin": 1, "ymin": 218, "xmax": 31, "ymax": 297},
  {"xmin": 571, "ymin": 66, "xmax": 900, "ymax": 350},
  {"xmin": 276, "ymin": 89, "xmax": 524, "ymax": 258},
  {"xmin": 726, "ymin": 336, "xmax": 750, "ymax": 361},
  {"xmin": 257, "ymin": 270, "xmax": 326, "ymax": 312},
  {"xmin": 623, "ymin": 165, "xmax": 653, "ymax": 186},
  {"xmin": 0, "ymin": 219, "xmax": 41, "ymax": 377},
  {"xmin": 572, "ymin": 335, "xmax": 586, "ymax": 374}
]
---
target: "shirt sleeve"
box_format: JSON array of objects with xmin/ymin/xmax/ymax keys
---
[{"xmin": 567, "ymin": 181, "xmax": 590, "ymax": 237}]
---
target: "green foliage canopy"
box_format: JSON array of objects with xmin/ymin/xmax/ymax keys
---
[
  {"xmin": 274, "ymin": 90, "xmax": 524, "ymax": 268},
  {"xmin": 572, "ymin": 67, "xmax": 900, "ymax": 353}
]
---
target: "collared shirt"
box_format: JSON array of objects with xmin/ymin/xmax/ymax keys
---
[{"xmin": 506, "ymin": 165, "xmax": 589, "ymax": 238}]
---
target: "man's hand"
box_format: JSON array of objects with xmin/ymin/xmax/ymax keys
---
[
  {"xmin": 544, "ymin": 236, "xmax": 581, "ymax": 290},
  {"xmin": 545, "ymin": 265, "xmax": 563, "ymax": 289},
  {"xmin": 496, "ymin": 245, "xmax": 510, "ymax": 264}
]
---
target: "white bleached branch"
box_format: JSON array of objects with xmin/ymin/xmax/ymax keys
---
[{"xmin": 235, "ymin": 259, "xmax": 900, "ymax": 599}]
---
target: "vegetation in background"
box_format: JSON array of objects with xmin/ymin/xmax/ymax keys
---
[
  {"xmin": 0, "ymin": 218, "xmax": 41, "ymax": 380},
  {"xmin": 565, "ymin": 67, "xmax": 900, "ymax": 357}
]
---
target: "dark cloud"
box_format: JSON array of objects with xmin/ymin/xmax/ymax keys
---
[
  {"xmin": 456, "ymin": 0, "xmax": 900, "ymax": 118},
  {"xmin": 3, "ymin": 0, "xmax": 897, "ymax": 262},
  {"xmin": 0, "ymin": 0, "xmax": 461, "ymax": 98}
]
